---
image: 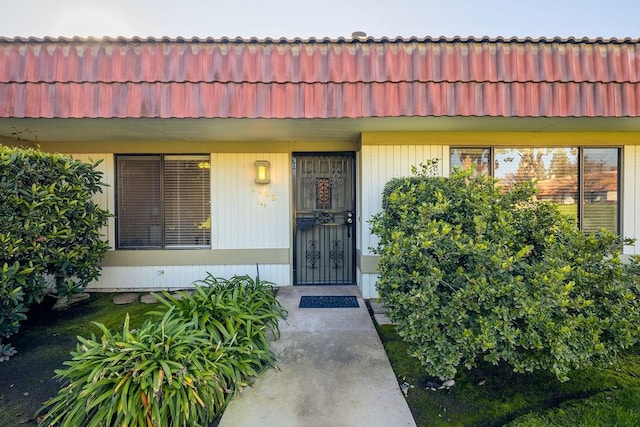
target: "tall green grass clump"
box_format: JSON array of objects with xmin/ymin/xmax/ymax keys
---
[
  {"xmin": 155, "ymin": 274, "xmax": 287, "ymax": 377},
  {"xmin": 38, "ymin": 275, "xmax": 286, "ymax": 427}
]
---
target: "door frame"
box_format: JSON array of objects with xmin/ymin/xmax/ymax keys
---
[{"xmin": 292, "ymin": 152, "xmax": 357, "ymax": 285}]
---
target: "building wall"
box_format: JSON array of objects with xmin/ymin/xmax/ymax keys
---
[
  {"xmin": 63, "ymin": 131, "xmax": 639, "ymax": 297},
  {"xmin": 357, "ymin": 136, "xmax": 449, "ymax": 298},
  {"xmin": 357, "ymin": 132, "xmax": 640, "ymax": 298},
  {"xmin": 359, "ymin": 142, "xmax": 448, "ymax": 259},
  {"xmin": 70, "ymin": 153, "xmax": 116, "ymax": 245},
  {"xmin": 211, "ymin": 152, "xmax": 290, "ymax": 250},
  {"xmin": 75, "ymin": 151, "xmax": 293, "ymax": 291}
]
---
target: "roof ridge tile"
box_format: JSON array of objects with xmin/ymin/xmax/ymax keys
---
[{"xmin": 1, "ymin": 36, "xmax": 639, "ymax": 44}]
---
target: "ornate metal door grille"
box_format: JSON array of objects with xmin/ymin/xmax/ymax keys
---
[{"xmin": 293, "ymin": 154, "xmax": 355, "ymax": 285}]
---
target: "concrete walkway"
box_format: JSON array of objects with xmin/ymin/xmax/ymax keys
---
[{"xmin": 219, "ymin": 285, "xmax": 416, "ymax": 427}]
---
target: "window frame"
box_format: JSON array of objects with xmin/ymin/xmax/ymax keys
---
[{"xmin": 115, "ymin": 154, "xmax": 212, "ymax": 250}]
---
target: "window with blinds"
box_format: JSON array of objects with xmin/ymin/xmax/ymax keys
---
[
  {"xmin": 450, "ymin": 147, "xmax": 620, "ymax": 234},
  {"xmin": 116, "ymin": 155, "xmax": 211, "ymax": 249},
  {"xmin": 582, "ymin": 148, "xmax": 619, "ymax": 234}
]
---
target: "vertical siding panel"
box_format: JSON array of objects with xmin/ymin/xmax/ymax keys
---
[
  {"xmin": 371, "ymin": 145, "xmax": 385, "ymax": 254},
  {"xmin": 219, "ymin": 153, "xmax": 229, "ymax": 249},
  {"xmin": 215, "ymin": 152, "xmax": 289, "ymax": 249},
  {"xmin": 360, "ymin": 146, "xmax": 371, "ymax": 256},
  {"xmin": 69, "ymin": 153, "xmax": 115, "ymax": 246},
  {"xmin": 400, "ymin": 145, "xmax": 408, "ymax": 179},
  {"xmin": 212, "ymin": 152, "xmax": 222, "ymax": 249},
  {"xmin": 361, "ymin": 146, "xmax": 370, "ymax": 255},
  {"xmin": 229, "ymin": 153, "xmax": 241, "ymax": 247},
  {"xmin": 413, "ymin": 145, "xmax": 421, "ymax": 174},
  {"xmin": 366, "ymin": 145, "xmax": 377, "ymax": 256},
  {"xmin": 104, "ymin": 154, "xmax": 116, "ymax": 246},
  {"xmin": 286, "ymin": 152, "xmax": 292, "ymax": 247},
  {"xmin": 210, "ymin": 153, "xmax": 219, "ymax": 249},
  {"xmin": 414, "ymin": 145, "xmax": 423, "ymax": 173},
  {"xmin": 359, "ymin": 143, "xmax": 445, "ymax": 297},
  {"xmin": 358, "ymin": 271, "xmax": 380, "ymax": 299},
  {"xmin": 623, "ymin": 145, "xmax": 639, "ymax": 255},
  {"xmin": 242, "ymin": 153, "xmax": 254, "ymax": 247},
  {"xmin": 441, "ymin": 145, "xmax": 450, "ymax": 176},
  {"xmin": 211, "ymin": 154, "xmax": 228, "ymax": 249},
  {"xmin": 227, "ymin": 153, "xmax": 239, "ymax": 248},
  {"xmin": 271, "ymin": 153, "xmax": 282, "ymax": 247},
  {"xmin": 360, "ymin": 144, "xmax": 444, "ymax": 258}
]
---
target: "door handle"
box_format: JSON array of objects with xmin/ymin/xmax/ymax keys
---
[
  {"xmin": 346, "ymin": 212, "xmax": 354, "ymax": 237},
  {"xmin": 346, "ymin": 212, "xmax": 354, "ymax": 225}
]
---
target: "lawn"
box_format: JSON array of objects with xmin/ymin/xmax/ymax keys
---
[
  {"xmin": 0, "ymin": 293, "xmax": 160, "ymax": 426},
  {"xmin": 377, "ymin": 323, "xmax": 640, "ymax": 426}
]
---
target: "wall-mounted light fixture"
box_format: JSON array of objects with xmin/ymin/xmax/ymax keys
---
[{"xmin": 255, "ymin": 160, "xmax": 270, "ymax": 184}]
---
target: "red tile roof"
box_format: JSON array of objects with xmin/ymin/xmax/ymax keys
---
[{"xmin": 1, "ymin": 36, "xmax": 639, "ymax": 119}]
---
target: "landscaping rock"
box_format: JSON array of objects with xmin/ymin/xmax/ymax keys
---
[
  {"xmin": 52, "ymin": 297, "xmax": 69, "ymax": 311},
  {"xmin": 442, "ymin": 379, "xmax": 455, "ymax": 388},
  {"xmin": 70, "ymin": 292, "xmax": 90, "ymax": 303},
  {"xmin": 112, "ymin": 293, "xmax": 139, "ymax": 305},
  {"xmin": 140, "ymin": 293, "xmax": 159, "ymax": 304},
  {"xmin": 52, "ymin": 293, "xmax": 91, "ymax": 310}
]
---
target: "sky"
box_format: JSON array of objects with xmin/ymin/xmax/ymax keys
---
[{"xmin": 1, "ymin": 0, "xmax": 639, "ymax": 40}]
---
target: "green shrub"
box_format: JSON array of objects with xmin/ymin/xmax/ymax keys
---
[
  {"xmin": 38, "ymin": 275, "xmax": 287, "ymax": 426},
  {"xmin": 371, "ymin": 165, "xmax": 640, "ymax": 381},
  {"xmin": 0, "ymin": 146, "xmax": 111, "ymax": 297},
  {"xmin": 0, "ymin": 261, "xmax": 44, "ymax": 360},
  {"xmin": 0, "ymin": 146, "xmax": 110, "ymax": 358}
]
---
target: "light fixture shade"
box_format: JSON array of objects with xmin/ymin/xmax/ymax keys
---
[{"xmin": 255, "ymin": 160, "xmax": 270, "ymax": 184}]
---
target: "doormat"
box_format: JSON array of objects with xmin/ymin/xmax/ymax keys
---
[{"xmin": 299, "ymin": 296, "xmax": 359, "ymax": 308}]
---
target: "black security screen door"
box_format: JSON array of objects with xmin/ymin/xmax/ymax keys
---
[{"xmin": 293, "ymin": 154, "xmax": 356, "ymax": 285}]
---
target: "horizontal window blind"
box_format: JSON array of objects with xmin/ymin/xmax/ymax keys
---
[
  {"xmin": 116, "ymin": 155, "xmax": 211, "ymax": 249},
  {"xmin": 164, "ymin": 156, "xmax": 211, "ymax": 248},
  {"xmin": 582, "ymin": 148, "xmax": 619, "ymax": 234},
  {"xmin": 117, "ymin": 156, "xmax": 162, "ymax": 248}
]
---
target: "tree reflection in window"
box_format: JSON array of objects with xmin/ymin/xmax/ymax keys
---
[{"xmin": 450, "ymin": 147, "xmax": 619, "ymax": 234}]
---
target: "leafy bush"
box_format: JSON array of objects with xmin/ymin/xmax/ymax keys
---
[
  {"xmin": 0, "ymin": 146, "xmax": 111, "ymax": 297},
  {"xmin": 371, "ymin": 165, "xmax": 640, "ymax": 381},
  {"xmin": 38, "ymin": 275, "xmax": 287, "ymax": 426},
  {"xmin": 0, "ymin": 146, "xmax": 110, "ymax": 358},
  {"xmin": 0, "ymin": 261, "xmax": 44, "ymax": 360}
]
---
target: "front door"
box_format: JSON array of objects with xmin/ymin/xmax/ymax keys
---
[{"xmin": 293, "ymin": 153, "xmax": 355, "ymax": 285}]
